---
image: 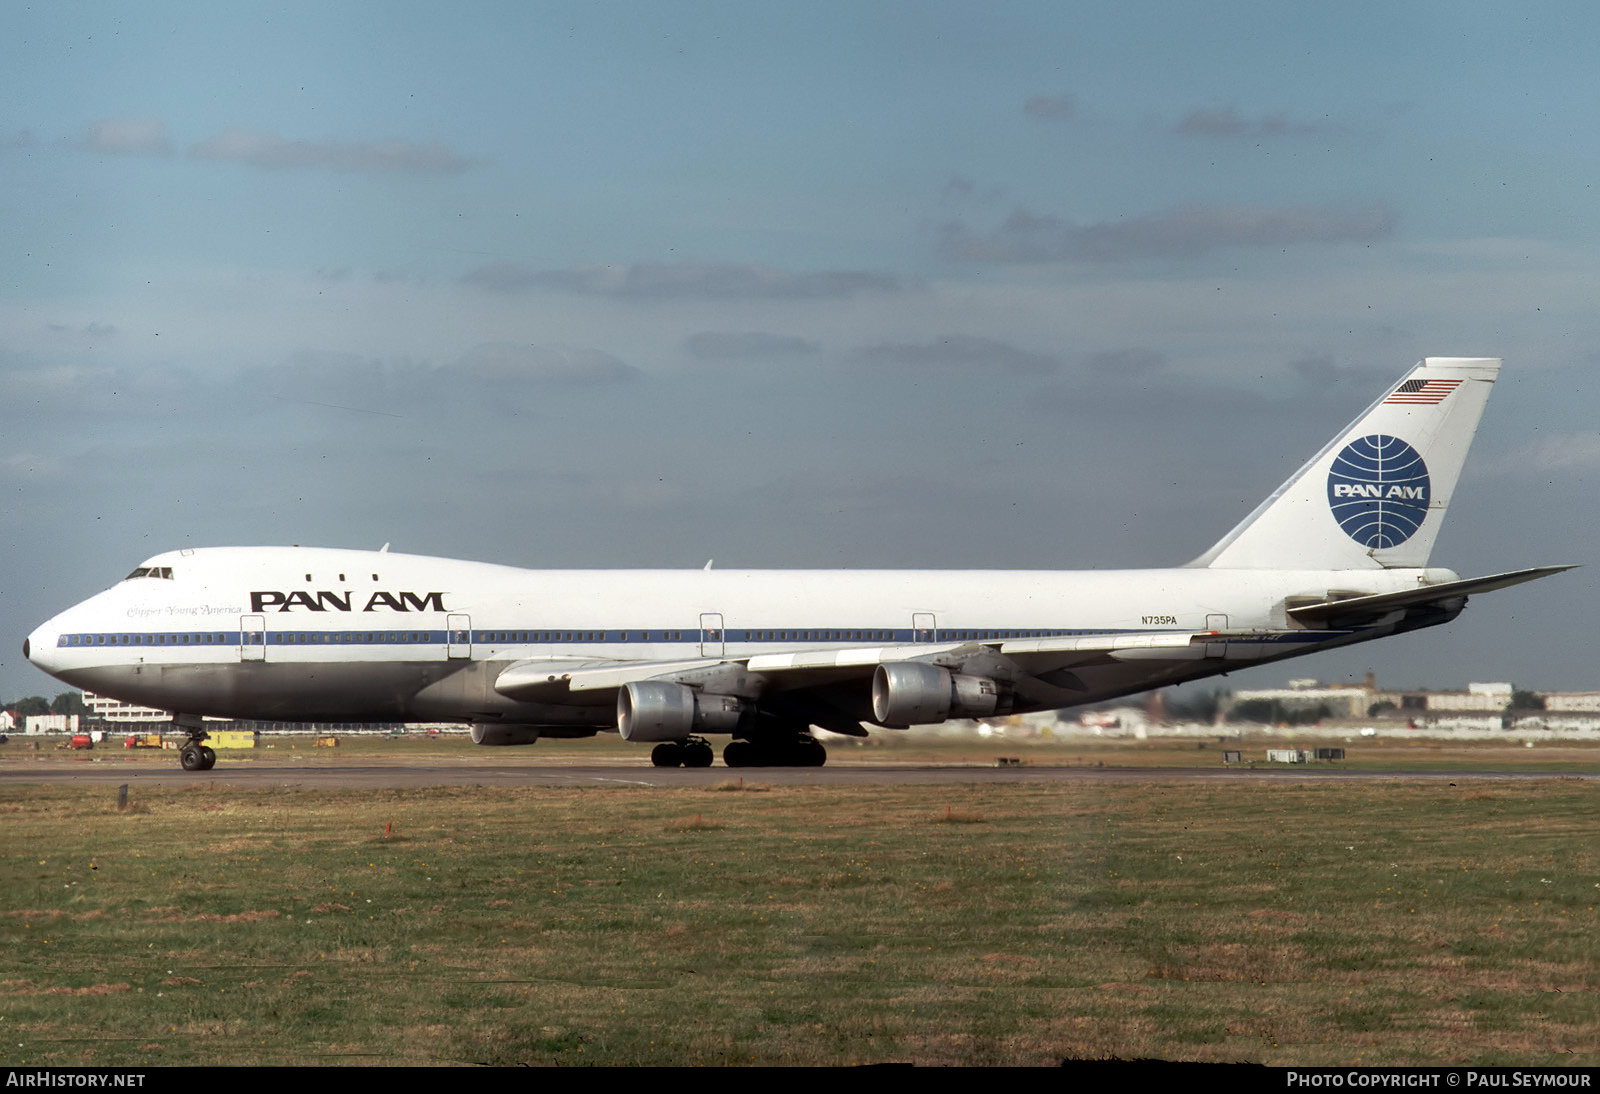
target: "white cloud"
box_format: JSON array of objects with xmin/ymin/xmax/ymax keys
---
[
  {"xmin": 190, "ymin": 129, "xmax": 471, "ymax": 173},
  {"xmin": 1495, "ymin": 432, "xmax": 1600, "ymax": 473},
  {"xmin": 1, "ymin": 451, "xmax": 61, "ymax": 477},
  {"xmin": 1086, "ymin": 348, "xmax": 1165, "ymax": 375},
  {"xmin": 1023, "ymin": 94, "xmax": 1075, "ymax": 121},
  {"xmin": 939, "ymin": 202, "xmax": 1395, "ymax": 263},
  {"xmin": 684, "ymin": 331, "xmax": 821, "ymax": 359},
  {"xmin": 458, "ymin": 343, "xmax": 637, "ymax": 386},
  {"xmin": 83, "ymin": 117, "xmax": 173, "ymax": 156},
  {"xmin": 1174, "ymin": 106, "xmax": 1328, "ymax": 137},
  {"xmin": 462, "ymin": 261, "xmax": 905, "ymax": 300},
  {"xmin": 857, "ymin": 334, "xmax": 1058, "ymax": 376}
]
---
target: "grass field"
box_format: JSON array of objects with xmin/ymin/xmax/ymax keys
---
[{"xmin": 2, "ymin": 762, "xmax": 1596, "ymax": 1066}]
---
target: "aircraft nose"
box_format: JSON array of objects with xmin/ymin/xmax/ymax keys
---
[{"xmin": 25, "ymin": 620, "xmax": 62, "ymax": 674}]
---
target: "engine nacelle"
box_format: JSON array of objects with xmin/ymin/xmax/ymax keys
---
[
  {"xmin": 871, "ymin": 662, "xmax": 1001, "ymax": 728},
  {"xmin": 616, "ymin": 681, "xmax": 746, "ymax": 742},
  {"xmin": 470, "ymin": 723, "xmax": 544, "ymax": 746}
]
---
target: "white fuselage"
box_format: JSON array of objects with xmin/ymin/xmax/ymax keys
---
[{"xmin": 25, "ymin": 546, "xmax": 1456, "ymax": 728}]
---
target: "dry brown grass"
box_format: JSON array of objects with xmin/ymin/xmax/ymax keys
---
[
  {"xmin": 1, "ymin": 778, "xmax": 1595, "ymax": 1066},
  {"xmin": 665, "ymin": 812, "xmax": 725, "ymax": 831}
]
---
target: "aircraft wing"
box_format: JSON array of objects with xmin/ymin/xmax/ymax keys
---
[
  {"xmin": 494, "ymin": 657, "xmax": 730, "ymax": 700},
  {"xmin": 1287, "ymin": 565, "xmax": 1576, "ymax": 628},
  {"xmin": 745, "ymin": 630, "xmax": 1204, "ymax": 672},
  {"xmin": 492, "ymin": 630, "xmax": 1215, "ymax": 705}
]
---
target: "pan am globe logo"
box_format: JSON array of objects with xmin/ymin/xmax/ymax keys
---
[{"xmin": 1326, "ymin": 435, "xmax": 1431, "ymax": 549}]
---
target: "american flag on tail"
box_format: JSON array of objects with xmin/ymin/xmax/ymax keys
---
[{"xmin": 1384, "ymin": 378, "xmax": 1461, "ymax": 405}]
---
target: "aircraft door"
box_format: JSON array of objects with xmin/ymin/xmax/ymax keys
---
[
  {"xmin": 240, "ymin": 615, "xmax": 266, "ymax": 662},
  {"xmin": 912, "ymin": 612, "xmax": 938, "ymax": 644},
  {"xmin": 699, "ymin": 613, "xmax": 725, "ymax": 657},
  {"xmin": 447, "ymin": 614, "xmax": 472, "ymax": 659}
]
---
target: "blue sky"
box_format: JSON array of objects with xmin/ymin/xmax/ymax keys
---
[{"xmin": 4, "ymin": 1, "xmax": 1598, "ymax": 702}]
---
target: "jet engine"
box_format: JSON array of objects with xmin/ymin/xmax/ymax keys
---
[
  {"xmin": 616, "ymin": 681, "xmax": 746, "ymax": 742},
  {"xmin": 871, "ymin": 662, "xmax": 1001, "ymax": 728},
  {"xmin": 469, "ymin": 723, "xmax": 600, "ymax": 746},
  {"xmin": 470, "ymin": 723, "xmax": 545, "ymax": 746}
]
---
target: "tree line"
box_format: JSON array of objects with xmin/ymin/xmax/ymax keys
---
[{"xmin": 3, "ymin": 693, "xmax": 89, "ymax": 718}]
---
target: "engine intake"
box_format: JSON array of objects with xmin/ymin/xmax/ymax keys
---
[
  {"xmin": 871, "ymin": 662, "xmax": 1001, "ymax": 727},
  {"xmin": 617, "ymin": 681, "xmax": 746, "ymax": 742}
]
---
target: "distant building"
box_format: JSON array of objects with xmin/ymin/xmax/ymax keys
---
[
  {"xmin": 1417, "ymin": 682, "xmax": 1512, "ymax": 713},
  {"xmin": 1543, "ymin": 692, "xmax": 1600, "ymax": 712},
  {"xmin": 79, "ymin": 690, "xmax": 423, "ymax": 735},
  {"xmin": 25, "ymin": 714, "xmax": 80, "ymax": 734},
  {"xmin": 1225, "ymin": 677, "xmax": 1374, "ymax": 721},
  {"xmin": 82, "ymin": 691, "xmax": 173, "ymax": 724},
  {"xmin": 1226, "ymin": 678, "xmax": 1574, "ymax": 723}
]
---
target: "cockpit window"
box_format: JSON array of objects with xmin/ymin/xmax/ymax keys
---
[{"xmin": 124, "ymin": 566, "xmax": 174, "ymax": 580}]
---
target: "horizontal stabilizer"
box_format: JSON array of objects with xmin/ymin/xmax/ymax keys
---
[{"xmin": 1287, "ymin": 565, "xmax": 1576, "ymax": 627}]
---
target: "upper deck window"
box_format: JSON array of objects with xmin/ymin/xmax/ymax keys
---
[{"xmin": 124, "ymin": 566, "xmax": 174, "ymax": 580}]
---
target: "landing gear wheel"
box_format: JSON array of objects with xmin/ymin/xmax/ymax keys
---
[
  {"xmin": 797, "ymin": 738, "xmax": 827, "ymax": 767},
  {"xmin": 723, "ymin": 734, "xmax": 827, "ymax": 767},
  {"xmin": 682, "ymin": 739, "xmax": 714, "ymax": 768},
  {"xmin": 173, "ymin": 718, "xmax": 213, "ymax": 771},
  {"xmin": 651, "ymin": 742, "xmax": 685, "ymax": 767}
]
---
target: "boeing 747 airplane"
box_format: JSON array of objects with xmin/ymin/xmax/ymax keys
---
[{"xmin": 24, "ymin": 357, "xmax": 1571, "ymax": 770}]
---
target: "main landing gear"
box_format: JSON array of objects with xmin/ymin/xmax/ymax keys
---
[
  {"xmin": 723, "ymin": 734, "xmax": 827, "ymax": 768},
  {"xmin": 649, "ymin": 733, "xmax": 830, "ymax": 767},
  {"xmin": 172, "ymin": 717, "xmax": 216, "ymax": 771},
  {"xmin": 651, "ymin": 737, "xmax": 715, "ymax": 768}
]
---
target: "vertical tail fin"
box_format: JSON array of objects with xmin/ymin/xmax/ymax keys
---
[{"xmin": 1190, "ymin": 357, "xmax": 1499, "ymax": 570}]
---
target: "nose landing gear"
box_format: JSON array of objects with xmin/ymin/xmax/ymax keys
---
[
  {"xmin": 172, "ymin": 715, "xmax": 216, "ymax": 771},
  {"xmin": 180, "ymin": 741, "xmax": 217, "ymax": 771}
]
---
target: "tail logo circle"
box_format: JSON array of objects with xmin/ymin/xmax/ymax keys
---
[{"xmin": 1326, "ymin": 435, "xmax": 1431, "ymax": 548}]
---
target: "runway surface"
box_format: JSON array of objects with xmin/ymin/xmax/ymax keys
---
[{"xmin": 2, "ymin": 757, "xmax": 1595, "ymax": 788}]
